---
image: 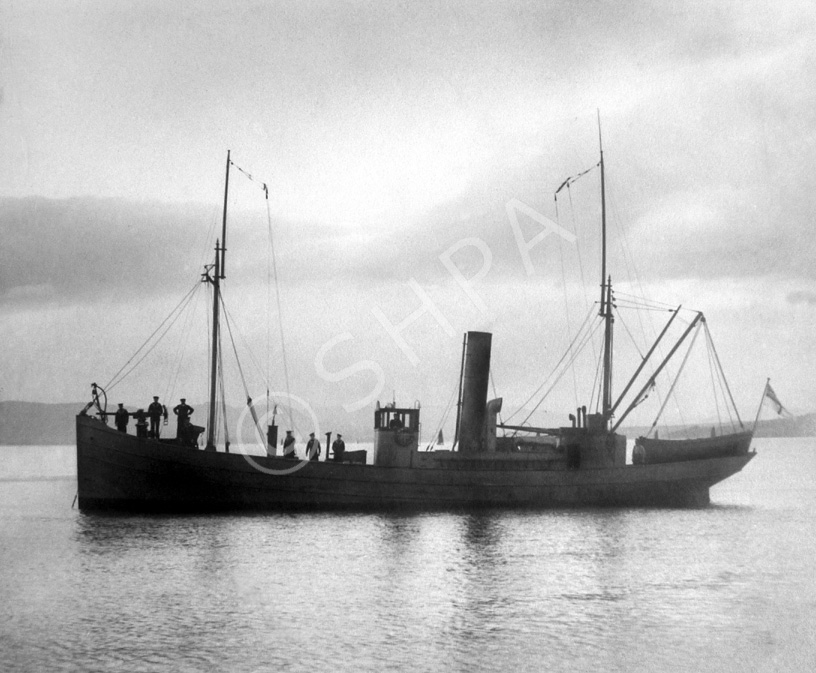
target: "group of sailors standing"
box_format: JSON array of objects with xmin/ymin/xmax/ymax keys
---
[
  {"xmin": 282, "ymin": 430, "xmax": 346, "ymax": 462},
  {"xmin": 114, "ymin": 396, "xmax": 194, "ymax": 442},
  {"xmin": 113, "ymin": 397, "xmax": 347, "ymax": 459}
]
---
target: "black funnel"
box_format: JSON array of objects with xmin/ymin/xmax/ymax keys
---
[{"xmin": 457, "ymin": 331, "xmax": 492, "ymax": 453}]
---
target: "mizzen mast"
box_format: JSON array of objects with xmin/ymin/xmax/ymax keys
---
[{"xmin": 598, "ymin": 114, "xmax": 614, "ymax": 427}]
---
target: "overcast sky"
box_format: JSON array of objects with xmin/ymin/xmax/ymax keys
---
[{"xmin": 1, "ymin": 0, "xmax": 814, "ymax": 436}]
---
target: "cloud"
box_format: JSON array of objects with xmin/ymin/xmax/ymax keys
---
[
  {"xmin": 788, "ymin": 290, "xmax": 816, "ymax": 306},
  {"xmin": 1, "ymin": 283, "xmax": 56, "ymax": 301}
]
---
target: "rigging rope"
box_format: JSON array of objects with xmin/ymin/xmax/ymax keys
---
[
  {"xmin": 165, "ymin": 278, "xmax": 205, "ymax": 406},
  {"xmin": 646, "ymin": 320, "xmax": 703, "ymax": 437},
  {"xmin": 706, "ymin": 332, "xmax": 724, "ymax": 432},
  {"xmin": 590, "ymin": 335, "xmax": 604, "ymax": 413},
  {"xmin": 220, "ymin": 293, "xmax": 267, "ymax": 448},
  {"xmin": 425, "ymin": 379, "xmax": 459, "ymax": 450},
  {"xmin": 105, "ymin": 281, "xmax": 201, "ymax": 391},
  {"xmin": 504, "ymin": 306, "xmax": 598, "ymax": 423},
  {"xmin": 515, "ymin": 316, "xmax": 604, "ymax": 427},
  {"xmin": 555, "ymin": 197, "xmax": 579, "ymax": 405},
  {"xmin": 264, "ymin": 189, "xmax": 296, "ymax": 436},
  {"xmin": 704, "ymin": 321, "xmax": 743, "ymax": 428},
  {"xmin": 224, "ymin": 159, "xmax": 297, "ymax": 443},
  {"xmin": 615, "ymin": 309, "xmax": 645, "ymax": 359},
  {"xmin": 218, "ymin": 340, "xmax": 228, "ymax": 448}
]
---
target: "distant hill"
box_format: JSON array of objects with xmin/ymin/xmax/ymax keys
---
[
  {"xmin": 622, "ymin": 412, "xmax": 816, "ymax": 440},
  {"xmin": 753, "ymin": 413, "xmax": 816, "ymax": 438},
  {"xmin": 0, "ymin": 401, "xmax": 87, "ymax": 445}
]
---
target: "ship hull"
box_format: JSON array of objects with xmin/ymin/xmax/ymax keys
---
[{"xmin": 76, "ymin": 415, "xmax": 755, "ymax": 512}]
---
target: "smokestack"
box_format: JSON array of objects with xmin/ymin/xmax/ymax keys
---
[{"xmin": 457, "ymin": 331, "xmax": 492, "ymax": 453}]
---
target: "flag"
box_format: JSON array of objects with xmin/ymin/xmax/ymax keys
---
[{"xmin": 765, "ymin": 383, "xmax": 787, "ymax": 415}]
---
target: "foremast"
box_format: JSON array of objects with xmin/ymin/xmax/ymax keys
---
[{"xmin": 204, "ymin": 150, "xmax": 231, "ymax": 451}]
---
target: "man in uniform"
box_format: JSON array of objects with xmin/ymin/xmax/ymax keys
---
[
  {"xmin": 332, "ymin": 433, "xmax": 346, "ymax": 462},
  {"xmin": 114, "ymin": 403, "xmax": 129, "ymax": 433},
  {"xmin": 173, "ymin": 398, "xmax": 194, "ymax": 443},
  {"xmin": 147, "ymin": 396, "xmax": 165, "ymax": 439},
  {"xmin": 134, "ymin": 409, "xmax": 148, "ymax": 438},
  {"xmin": 282, "ymin": 430, "xmax": 296, "ymax": 459},
  {"xmin": 306, "ymin": 432, "xmax": 321, "ymax": 461}
]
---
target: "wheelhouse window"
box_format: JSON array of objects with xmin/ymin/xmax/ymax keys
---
[{"xmin": 375, "ymin": 409, "xmax": 418, "ymax": 431}]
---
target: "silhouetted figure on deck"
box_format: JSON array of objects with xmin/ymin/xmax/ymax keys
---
[
  {"xmin": 306, "ymin": 433, "xmax": 321, "ymax": 461},
  {"xmin": 134, "ymin": 409, "xmax": 148, "ymax": 439},
  {"xmin": 389, "ymin": 415, "xmax": 404, "ymax": 429},
  {"xmin": 114, "ymin": 404, "xmax": 129, "ymax": 433},
  {"xmin": 332, "ymin": 434, "xmax": 346, "ymax": 462},
  {"xmin": 173, "ymin": 398, "xmax": 194, "ymax": 443},
  {"xmin": 147, "ymin": 396, "xmax": 165, "ymax": 439},
  {"xmin": 282, "ymin": 430, "xmax": 296, "ymax": 459}
]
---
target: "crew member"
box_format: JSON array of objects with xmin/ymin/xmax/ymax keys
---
[
  {"xmin": 114, "ymin": 403, "xmax": 129, "ymax": 433},
  {"xmin": 282, "ymin": 430, "xmax": 296, "ymax": 459},
  {"xmin": 306, "ymin": 432, "xmax": 321, "ymax": 461},
  {"xmin": 332, "ymin": 433, "xmax": 346, "ymax": 462},
  {"xmin": 134, "ymin": 409, "xmax": 148, "ymax": 439},
  {"xmin": 389, "ymin": 414, "xmax": 404, "ymax": 429},
  {"xmin": 173, "ymin": 398, "xmax": 194, "ymax": 443},
  {"xmin": 147, "ymin": 396, "xmax": 165, "ymax": 439}
]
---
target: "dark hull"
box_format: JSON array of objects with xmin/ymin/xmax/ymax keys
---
[{"xmin": 76, "ymin": 415, "xmax": 755, "ymax": 512}]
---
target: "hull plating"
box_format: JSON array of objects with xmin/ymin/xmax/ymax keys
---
[{"xmin": 76, "ymin": 415, "xmax": 754, "ymax": 511}]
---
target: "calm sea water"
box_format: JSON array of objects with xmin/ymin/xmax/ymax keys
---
[{"xmin": 1, "ymin": 439, "xmax": 815, "ymax": 672}]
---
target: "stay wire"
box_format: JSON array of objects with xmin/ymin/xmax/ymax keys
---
[
  {"xmin": 105, "ymin": 281, "xmax": 201, "ymax": 392},
  {"xmin": 555, "ymin": 196, "xmax": 579, "ymax": 405},
  {"xmin": 516, "ymin": 317, "xmax": 604, "ymax": 427},
  {"xmin": 264, "ymin": 191, "xmax": 295, "ymax": 435},
  {"xmin": 221, "ymin": 294, "xmax": 268, "ymax": 449},
  {"xmin": 504, "ymin": 306, "xmax": 597, "ymax": 423}
]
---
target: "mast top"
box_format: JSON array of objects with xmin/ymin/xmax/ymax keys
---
[{"xmin": 220, "ymin": 150, "xmax": 231, "ymax": 279}]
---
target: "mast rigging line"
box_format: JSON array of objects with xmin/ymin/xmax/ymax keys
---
[
  {"xmin": 425, "ymin": 379, "xmax": 459, "ymax": 451},
  {"xmin": 555, "ymin": 199, "xmax": 579, "ymax": 405},
  {"xmin": 704, "ymin": 321, "xmax": 743, "ymax": 429},
  {"xmin": 263, "ymin": 184, "xmax": 296, "ymax": 436},
  {"xmin": 219, "ymin": 295, "xmax": 266, "ymax": 385},
  {"xmin": 614, "ymin": 290, "xmax": 676, "ymax": 310},
  {"xmin": 611, "ymin": 311, "xmax": 703, "ymax": 433},
  {"xmin": 614, "ymin": 309, "xmax": 646, "ymax": 360},
  {"xmin": 225, "ymin": 158, "xmax": 296, "ymax": 434},
  {"xmin": 705, "ymin": 332, "xmax": 726, "ymax": 432},
  {"xmin": 105, "ymin": 281, "xmax": 202, "ymax": 392},
  {"xmin": 165, "ymin": 280, "xmax": 206, "ymax": 407},
  {"xmin": 220, "ymin": 293, "xmax": 268, "ymax": 448},
  {"xmin": 645, "ymin": 320, "xmax": 703, "ymax": 438},
  {"xmin": 553, "ymin": 162, "xmax": 600, "ymax": 198},
  {"xmin": 503, "ymin": 305, "xmax": 598, "ymax": 423},
  {"xmin": 512, "ymin": 315, "xmax": 604, "ymax": 429}
]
